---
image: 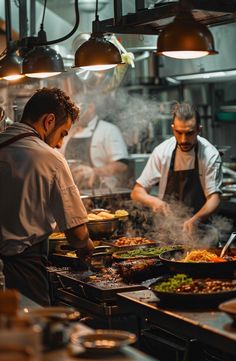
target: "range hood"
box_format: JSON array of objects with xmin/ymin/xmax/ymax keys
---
[
  {"xmin": 95, "ymin": 0, "xmax": 236, "ymax": 82},
  {"xmin": 97, "ymin": 1, "xmax": 236, "ymax": 35}
]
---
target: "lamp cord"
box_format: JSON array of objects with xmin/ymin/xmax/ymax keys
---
[
  {"xmin": 39, "ymin": 0, "xmax": 80, "ymax": 46},
  {"xmin": 40, "ymin": 0, "xmax": 47, "ymax": 31},
  {"xmin": 95, "ymin": 0, "xmax": 99, "ymax": 21}
]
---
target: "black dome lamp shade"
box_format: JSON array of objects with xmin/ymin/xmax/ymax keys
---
[
  {"xmin": 74, "ymin": 33, "xmax": 122, "ymax": 71},
  {"xmin": 22, "ymin": 45, "xmax": 65, "ymax": 78},
  {"xmin": 73, "ymin": 0, "xmax": 122, "ymax": 71},
  {"xmin": 0, "ymin": 51, "xmax": 24, "ymax": 81},
  {"xmin": 0, "ymin": 0, "xmax": 24, "ymax": 81},
  {"xmin": 156, "ymin": 9, "xmax": 218, "ymax": 59}
]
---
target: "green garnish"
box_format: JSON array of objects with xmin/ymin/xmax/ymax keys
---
[
  {"xmin": 117, "ymin": 246, "xmax": 174, "ymax": 259},
  {"xmin": 153, "ymin": 274, "xmax": 193, "ymax": 292}
]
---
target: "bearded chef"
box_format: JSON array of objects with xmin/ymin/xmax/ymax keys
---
[
  {"xmin": 0, "ymin": 88, "xmax": 94, "ymax": 306},
  {"xmin": 131, "ymin": 102, "xmax": 223, "ymax": 236},
  {"xmin": 60, "ymin": 99, "xmax": 129, "ymax": 190}
]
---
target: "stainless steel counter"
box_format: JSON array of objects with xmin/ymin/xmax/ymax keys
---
[{"xmin": 117, "ymin": 290, "xmax": 236, "ymax": 358}]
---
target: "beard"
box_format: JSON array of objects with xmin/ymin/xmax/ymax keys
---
[{"xmin": 178, "ymin": 143, "xmax": 195, "ymax": 152}]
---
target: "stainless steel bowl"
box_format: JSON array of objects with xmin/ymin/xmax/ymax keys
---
[{"xmin": 87, "ymin": 219, "xmax": 119, "ymax": 240}]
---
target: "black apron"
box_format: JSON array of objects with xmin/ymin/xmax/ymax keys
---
[
  {"xmin": 0, "ymin": 131, "xmax": 50, "ymax": 306},
  {"xmin": 1, "ymin": 241, "xmax": 50, "ymax": 306},
  {"xmin": 65, "ymin": 119, "xmax": 100, "ymax": 167},
  {"xmin": 164, "ymin": 143, "xmax": 206, "ymax": 214}
]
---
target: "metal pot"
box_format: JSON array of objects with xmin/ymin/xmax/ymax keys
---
[{"xmin": 87, "ymin": 218, "xmax": 119, "ymax": 240}]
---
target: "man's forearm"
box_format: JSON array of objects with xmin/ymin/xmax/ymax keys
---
[
  {"xmin": 131, "ymin": 183, "xmax": 163, "ymax": 210},
  {"xmin": 94, "ymin": 161, "xmax": 127, "ymax": 177},
  {"xmin": 192, "ymin": 193, "xmax": 220, "ymax": 222},
  {"xmin": 65, "ymin": 223, "xmax": 91, "ymax": 249}
]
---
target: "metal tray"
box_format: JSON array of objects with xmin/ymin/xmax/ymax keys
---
[{"xmin": 55, "ymin": 270, "xmax": 146, "ymax": 302}]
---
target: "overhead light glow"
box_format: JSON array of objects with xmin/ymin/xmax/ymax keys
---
[
  {"xmin": 25, "ymin": 72, "xmax": 61, "ymax": 78},
  {"xmin": 3, "ymin": 74, "xmax": 24, "ymax": 81},
  {"xmin": 162, "ymin": 51, "xmax": 209, "ymax": 59},
  {"xmin": 79, "ymin": 64, "xmax": 117, "ymax": 71}
]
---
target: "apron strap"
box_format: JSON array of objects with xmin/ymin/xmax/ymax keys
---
[{"xmin": 0, "ymin": 132, "xmax": 40, "ymax": 149}]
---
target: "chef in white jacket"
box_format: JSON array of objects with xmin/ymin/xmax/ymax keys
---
[{"xmin": 61, "ymin": 100, "xmax": 128, "ymax": 190}]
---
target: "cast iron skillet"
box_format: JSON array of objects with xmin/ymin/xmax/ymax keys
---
[
  {"xmin": 159, "ymin": 248, "xmax": 236, "ymax": 278},
  {"xmin": 149, "ymin": 275, "xmax": 236, "ymax": 308}
]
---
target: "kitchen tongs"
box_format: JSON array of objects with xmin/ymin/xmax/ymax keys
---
[{"xmin": 220, "ymin": 231, "xmax": 236, "ymax": 258}]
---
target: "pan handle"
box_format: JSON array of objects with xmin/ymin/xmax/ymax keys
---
[
  {"xmin": 220, "ymin": 231, "xmax": 236, "ymax": 257},
  {"xmin": 76, "ymin": 284, "xmax": 87, "ymax": 298}
]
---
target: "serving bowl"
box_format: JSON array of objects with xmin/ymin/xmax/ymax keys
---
[{"xmin": 87, "ymin": 218, "xmax": 119, "ymax": 240}]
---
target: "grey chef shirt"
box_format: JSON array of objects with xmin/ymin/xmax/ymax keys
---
[{"xmin": 0, "ymin": 123, "xmax": 88, "ymax": 256}]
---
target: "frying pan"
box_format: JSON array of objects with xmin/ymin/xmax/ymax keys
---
[
  {"xmin": 149, "ymin": 275, "xmax": 236, "ymax": 308},
  {"xmin": 159, "ymin": 248, "xmax": 236, "ymax": 277}
]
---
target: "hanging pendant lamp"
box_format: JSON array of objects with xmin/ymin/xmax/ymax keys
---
[
  {"xmin": 74, "ymin": 33, "xmax": 122, "ymax": 71},
  {"xmin": 73, "ymin": 0, "xmax": 122, "ymax": 71},
  {"xmin": 156, "ymin": 10, "xmax": 218, "ymax": 59},
  {"xmin": 22, "ymin": 45, "xmax": 65, "ymax": 78},
  {"xmin": 0, "ymin": 51, "xmax": 24, "ymax": 81}
]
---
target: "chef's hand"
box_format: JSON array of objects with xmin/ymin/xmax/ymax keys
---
[
  {"xmin": 183, "ymin": 218, "xmax": 198, "ymax": 238},
  {"xmin": 75, "ymin": 238, "xmax": 94, "ymax": 265},
  {"xmin": 71, "ymin": 164, "xmax": 97, "ymax": 188},
  {"xmin": 151, "ymin": 199, "xmax": 172, "ymax": 217}
]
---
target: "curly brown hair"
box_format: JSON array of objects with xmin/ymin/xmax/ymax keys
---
[{"xmin": 21, "ymin": 87, "xmax": 79, "ymax": 126}]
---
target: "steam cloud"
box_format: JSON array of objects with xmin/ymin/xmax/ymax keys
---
[{"xmin": 123, "ymin": 199, "xmax": 233, "ymax": 248}]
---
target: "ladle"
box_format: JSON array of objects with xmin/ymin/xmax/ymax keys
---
[{"xmin": 220, "ymin": 231, "xmax": 236, "ymax": 258}]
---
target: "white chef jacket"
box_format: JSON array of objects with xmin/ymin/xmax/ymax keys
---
[
  {"xmin": 62, "ymin": 116, "xmax": 128, "ymax": 166},
  {"xmin": 61, "ymin": 116, "xmax": 128, "ymax": 188},
  {"xmin": 0, "ymin": 123, "xmax": 88, "ymax": 256},
  {"xmin": 137, "ymin": 135, "xmax": 222, "ymax": 200}
]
